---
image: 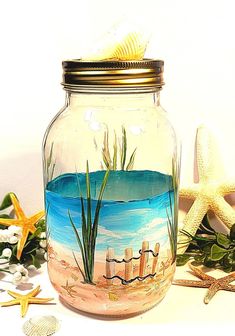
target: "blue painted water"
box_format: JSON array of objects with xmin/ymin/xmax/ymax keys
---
[{"xmin": 46, "ymin": 170, "xmax": 174, "ymax": 255}]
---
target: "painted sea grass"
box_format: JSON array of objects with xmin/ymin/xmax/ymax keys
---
[
  {"xmin": 69, "ymin": 162, "xmax": 110, "ymax": 284},
  {"xmin": 46, "ymin": 142, "xmax": 56, "ymax": 183},
  {"xmin": 112, "ymin": 132, "xmax": 117, "ymax": 170},
  {"xmin": 102, "ymin": 127, "xmax": 137, "ymax": 171},
  {"xmin": 120, "ymin": 127, "xmax": 127, "ymax": 170},
  {"xmin": 166, "ymin": 156, "xmax": 180, "ymax": 264},
  {"xmin": 126, "ymin": 148, "xmax": 137, "ymax": 171}
]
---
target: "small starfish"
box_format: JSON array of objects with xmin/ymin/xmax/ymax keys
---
[
  {"xmin": 173, "ymin": 263, "xmax": 235, "ymax": 304},
  {"xmin": 160, "ymin": 259, "xmax": 171, "ymax": 275},
  {"xmin": 178, "ymin": 126, "xmax": 235, "ymax": 253},
  {"xmin": 0, "ymin": 193, "xmax": 45, "ymax": 259},
  {"xmin": 0, "ymin": 285, "xmax": 54, "ymax": 317},
  {"xmin": 61, "ymin": 281, "xmax": 77, "ymax": 298}
]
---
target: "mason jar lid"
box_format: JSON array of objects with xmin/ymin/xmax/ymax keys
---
[{"xmin": 62, "ymin": 59, "xmax": 164, "ymax": 90}]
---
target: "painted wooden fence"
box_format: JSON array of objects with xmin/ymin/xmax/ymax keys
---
[{"xmin": 105, "ymin": 241, "xmax": 160, "ymax": 285}]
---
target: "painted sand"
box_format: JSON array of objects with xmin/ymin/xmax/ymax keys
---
[
  {"xmin": 48, "ymin": 241, "xmax": 175, "ymax": 316},
  {"xmin": 46, "ymin": 170, "xmax": 176, "ymax": 316}
]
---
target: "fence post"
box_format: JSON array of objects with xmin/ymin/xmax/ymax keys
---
[
  {"xmin": 125, "ymin": 247, "xmax": 133, "ymax": 282},
  {"xmin": 139, "ymin": 241, "xmax": 149, "ymax": 277},
  {"xmin": 106, "ymin": 248, "xmax": 115, "ymax": 285},
  {"xmin": 151, "ymin": 242, "xmax": 160, "ymax": 274}
]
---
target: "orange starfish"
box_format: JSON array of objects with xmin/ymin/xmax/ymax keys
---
[
  {"xmin": 0, "ymin": 193, "xmax": 44, "ymax": 259},
  {"xmin": 0, "ymin": 285, "xmax": 54, "ymax": 317}
]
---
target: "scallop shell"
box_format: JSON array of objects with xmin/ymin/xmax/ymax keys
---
[
  {"xmin": 82, "ymin": 22, "xmax": 149, "ymax": 61},
  {"xmin": 111, "ymin": 32, "xmax": 147, "ymax": 60},
  {"xmin": 22, "ymin": 315, "xmax": 60, "ymax": 336}
]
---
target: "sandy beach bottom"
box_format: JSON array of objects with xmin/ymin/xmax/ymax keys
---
[{"xmin": 47, "ymin": 240, "xmax": 175, "ymax": 317}]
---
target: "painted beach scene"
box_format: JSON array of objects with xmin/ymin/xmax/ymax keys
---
[{"xmin": 46, "ymin": 167, "xmax": 177, "ymax": 316}]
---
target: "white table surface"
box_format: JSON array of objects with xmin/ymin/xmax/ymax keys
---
[{"xmin": 0, "ymin": 262, "xmax": 234, "ymax": 336}]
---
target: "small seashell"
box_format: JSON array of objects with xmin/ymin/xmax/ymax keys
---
[
  {"xmin": 111, "ymin": 32, "xmax": 147, "ymax": 60},
  {"xmin": 22, "ymin": 315, "xmax": 60, "ymax": 336},
  {"xmin": 108, "ymin": 292, "xmax": 119, "ymax": 301},
  {"xmin": 82, "ymin": 21, "xmax": 150, "ymax": 61}
]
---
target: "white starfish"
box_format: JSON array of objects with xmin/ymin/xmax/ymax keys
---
[{"xmin": 178, "ymin": 125, "xmax": 235, "ymax": 254}]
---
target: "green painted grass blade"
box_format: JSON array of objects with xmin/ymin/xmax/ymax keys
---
[
  {"xmin": 126, "ymin": 147, "xmax": 137, "ymax": 171},
  {"xmin": 113, "ymin": 132, "xmax": 117, "ymax": 170},
  {"xmin": 102, "ymin": 151, "xmax": 110, "ymax": 169},
  {"xmin": 102, "ymin": 130, "xmax": 112, "ymax": 169},
  {"xmin": 47, "ymin": 142, "xmax": 54, "ymax": 171},
  {"xmin": 91, "ymin": 170, "xmax": 110, "ymax": 249},
  {"xmin": 80, "ymin": 195, "xmax": 88, "ymax": 256},
  {"xmin": 75, "ymin": 170, "xmax": 88, "ymax": 246},
  {"xmin": 68, "ymin": 210, "xmax": 89, "ymax": 281},
  {"xmin": 86, "ymin": 161, "xmax": 92, "ymax": 244},
  {"xmin": 50, "ymin": 162, "xmax": 56, "ymax": 181},
  {"xmin": 166, "ymin": 204, "xmax": 176, "ymax": 263},
  {"xmin": 72, "ymin": 250, "xmax": 86, "ymax": 282},
  {"xmin": 120, "ymin": 127, "xmax": 127, "ymax": 170},
  {"xmin": 75, "ymin": 170, "xmax": 87, "ymax": 229}
]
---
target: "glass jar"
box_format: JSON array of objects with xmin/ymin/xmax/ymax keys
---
[{"xmin": 43, "ymin": 59, "xmax": 179, "ymax": 317}]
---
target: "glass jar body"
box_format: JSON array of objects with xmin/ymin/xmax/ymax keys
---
[{"xmin": 43, "ymin": 89, "xmax": 179, "ymax": 317}]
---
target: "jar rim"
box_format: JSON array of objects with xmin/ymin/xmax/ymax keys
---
[{"xmin": 62, "ymin": 58, "xmax": 164, "ymax": 90}]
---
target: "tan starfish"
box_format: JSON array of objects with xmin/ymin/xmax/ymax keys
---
[
  {"xmin": 0, "ymin": 285, "xmax": 54, "ymax": 317},
  {"xmin": 0, "ymin": 193, "xmax": 45, "ymax": 259},
  {"xmin": 178, "ymin": 126, "xmax": 235, "ymax": 253},
  {"xmin": 173, "ymin": 263, "xmax": 235, "ymax": 303},
  {"xmin": 61, "ymin": 281, "xmax": 77, "ymax": 298}
]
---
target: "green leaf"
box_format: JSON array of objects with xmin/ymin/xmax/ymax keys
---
[
  {"xmin": 176, "ymin": 254, "xmax": 190, "ymax": 266},
  {"xmin": 210, "ymin": 244, "xmax": 228, "ymax": 261},
  {"xmin": 230, "ymin": 224, "xmax": 235, "ymax": 241},
  {"xmin": 0, "ymin": 193, "xmax": 16, "ymax": 211},
  {"xmin": 200, "ymin": 215, "xmax": 215, "ymax": 234},
  {"xmin": 28, "ymin": 227, "xmax": 43, "ymax": 240},
  {"xmin": 216, "ymin": 233, "xmax": 231, "ymax": 248},
  {"xmin": 194, "ymin": 254, "xmax": 205, "ymax": 263},
  {"xmin": 0, "ymin": 216, "xmax": 11, "ymax": 229},
  {"xmin": 221, "ymin": 253, "xmax": 234, "ymax": 267},
  {"xmin": 30, "ymin": 254, "xmax": 41, "ymax": 269},
  {"xmin": 36, "ymin": 219, "xmax": 46, "ymax": 231},
  {"xmin": 204, "ymin": 256, "xmax": 217, "ymax": 268},
  {"xmin": 0, "ymin": 214, "xmax": 10, "ymax": 219},
  {"xmin": 202, "ymin": 242, "xmax": 214, "ymax": 253},
  {"xmin": 223, "ymin": 266, "xmax": 233, "ymax": 273}
]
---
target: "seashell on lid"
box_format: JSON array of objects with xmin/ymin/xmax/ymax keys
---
[{"xmin": 22, "ymin": 315, "xmax": 60, "ymax": 336}]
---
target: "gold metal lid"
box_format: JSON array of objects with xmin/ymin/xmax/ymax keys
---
[{"xmin": 62, "ymin": 59, "xmax": 164, "ymax": 90}]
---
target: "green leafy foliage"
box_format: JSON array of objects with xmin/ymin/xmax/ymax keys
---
[
  {"xmin": 0, "ymin": 193, "xmax": 15, "ymax": 210},
  {"xmin": 177, "ymin": 215, "xmax": 235, "ymax": 272},
  {"xmin": 0, "ymin": 218, "xmax": 46, "ymax": 269},
  {"xmin": 0, "ymin": 193, "xmax": 46, "ymax": 269}
]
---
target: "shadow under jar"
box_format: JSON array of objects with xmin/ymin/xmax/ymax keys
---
[{"xmin": 42, "ymin": 59, "xmax": 180, "ymax": 317}]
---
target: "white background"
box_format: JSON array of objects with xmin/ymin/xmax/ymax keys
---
[{"xmin": 1, "ymin": 0, "xmax": 235, "ymax": 213}]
